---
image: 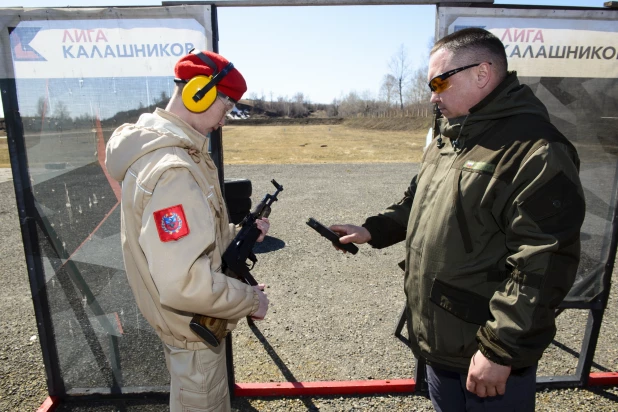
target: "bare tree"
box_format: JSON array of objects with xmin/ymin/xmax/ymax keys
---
[
  {"xmin": 248, "ymin": 92, "xmax": 264, "ymax": 111},
  {"xmin": 291, "ymin": 92, "xmax": 309, "ymax": 118},
  {"xmin": 404, "ymin": 36, "xmax": 435, "ymax": 113},
  {"xmin": 158, "ymin": 91, "xmax": 169, "ymax": 105},
  {"xmin": 276, "ymin": 95, "xmax": 291, "ymax": 117},
  {"xmin": 405, "ymin": 64, "xmax": 431, "ymax": 108},
  {"xmin": 379, "ymin": 74, "xmax": 398, "ymax": 108},
  {"xmin": 329, "ymin": 98, "xmax": 340, "ymax": 117},
  {"xmin": 36, "ymin": 96, "xmax": 47, "ymax": 118},
  {"xmin": 53, "ymin": 101, "xmax": 70, "ymax": 131},
  {"xmin": 259, "ymin": 90, "xmax": 267, "ymax": 110},
  {"xmin": 388, "ymin": 44, "xmax": 413, "ymax": 110},
  {"xmin": 336, "ymin": 90, "xmax": 387, "ymax": 118},
  {"xmin": 338, "ymin": 91, "xmax": 363, "ymax": 117}
]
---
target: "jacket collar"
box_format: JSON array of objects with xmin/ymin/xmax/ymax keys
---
[
  {"xmin": 154, "ymin": 108, "xmax": 210, "ymax": 153},
  {"xmin": 438, "ymin": 71, "xmax": 548, "ymax": 148}
]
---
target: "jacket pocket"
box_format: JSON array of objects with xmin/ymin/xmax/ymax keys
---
[
  {"xmin": 429, "ymin": 278, "xmax": 492, "ymax": 326},
  {"xmin": 180, "ymin": 386, "xmax": 228, "ymax": 412},
  {"xmin": 179, "ymin": 365, "xmax": 228, "ymax": 411},
  {"xmin": 520, "ymin": 171, "xmax": 585, "ymax": 244}
]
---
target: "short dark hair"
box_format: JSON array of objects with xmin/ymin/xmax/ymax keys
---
[{"xmin": 431, "ymin": 28, "xmax": 508, "ymax": 81}]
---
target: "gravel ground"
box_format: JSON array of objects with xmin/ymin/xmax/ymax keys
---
[{"xmin": 1, "ymin": 163, "xmax": 618, "ymax": 411}]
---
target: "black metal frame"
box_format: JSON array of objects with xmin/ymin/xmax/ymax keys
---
[
  {"xmin": 210, "ymin": 4, "xmax": 226, "ymax": 190},
  {"xmin": 2, "ymin": 2, "xmax": 616, "ymax": 407},
  {"xmin": 205, "ymin": 4, "xmax": 241, "ymax": 400}
]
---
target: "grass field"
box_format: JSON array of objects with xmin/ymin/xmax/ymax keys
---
[
  {"xmin": 223, "ymin": 123, "xmax": 428, "ymax": 165},
  {"xmin": 0, "ymin": 137, "xmax": 8, "ymax": 168},
  {"xmin": 0, "ymin": 121, "xmax": 430, "ymax": 168}
]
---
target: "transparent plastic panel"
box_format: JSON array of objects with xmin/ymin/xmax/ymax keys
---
[
  {"xmin": 438, "ymin": 7, "xmax": 618, "ymax": 303},
  {"xmin": 2, "ymin": 6, "xmax": 212, "ymax": 394}
]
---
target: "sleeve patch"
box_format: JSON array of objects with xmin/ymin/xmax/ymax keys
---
[{"xmin": 153, "ymin": 204, "xmax": 190, "ymax": 242}]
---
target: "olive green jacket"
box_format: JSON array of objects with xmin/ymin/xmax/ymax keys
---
[{"xmin": 363, "ymin": 73, "xmax": 585, "ymax": 372}]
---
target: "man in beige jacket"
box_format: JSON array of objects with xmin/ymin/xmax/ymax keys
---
[{"xmin": 105, "ymin": 49, "xmax": 269, "ymax": 411}]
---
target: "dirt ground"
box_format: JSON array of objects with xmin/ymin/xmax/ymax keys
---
[{"xmin": 3, "ymin": 119, "xmax": 618, "ymax": 411}]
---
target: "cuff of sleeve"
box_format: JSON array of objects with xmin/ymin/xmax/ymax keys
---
[
  {"xmin": 477, "ymin": 327, "xmax": 512, "ymax": 366},
  {"xmin": 249, "ymin": 289, "xmax": 260, "ymax": 316},
  {"xmin": 362, "ymin": 214, "xmax": 407, "ymax": 249},
  {"xmin": 362, "ymin": 219, "xmax": 381, "ymax": 248},
  {"xmin": 226, "ymin": 318, "xmax": 238, "ymax": 332},
  {"xmin": 477, "ymin": 342, "xmax": 510, "ymax": 366}
]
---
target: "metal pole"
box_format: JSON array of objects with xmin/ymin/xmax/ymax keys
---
[
  {"xmin": 210, "ymin": 4, "xmax": 237, "ymax": 400},
  {"xmin": 0, "ymin": 78, "xmax": 66, "ymax": 397},
  {"xmin": 210, "ymin": 4, "xmax": 226, "ymax": 189}
]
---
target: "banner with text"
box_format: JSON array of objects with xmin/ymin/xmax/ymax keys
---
[
  {"xmin": 447, "ymin": 17, "xmax": 617, "ymax": 78},
  {"xmin": 10, "ymin": 19, "xmax": 206, "ymax": 78}
]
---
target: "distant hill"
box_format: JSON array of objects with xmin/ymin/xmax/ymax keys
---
[
  {"xmin": 227, "ymin": 117, "xmax": 344, "ymax": 126},
  {"xmin": 344, "ymin": 116, "xmax": 431, "ymax": 132},
  {"xmin": 227, "ymin": 116, "xmax": 431, "ymax": 132}
]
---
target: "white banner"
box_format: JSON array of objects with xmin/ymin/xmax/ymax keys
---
[
  {"xmin": 10, "ymin": 19, "xmax": 207, "ymax": 78},
  {"xmin": 449, "ymin": 17, "xmax": 618, "ymax": 78}
]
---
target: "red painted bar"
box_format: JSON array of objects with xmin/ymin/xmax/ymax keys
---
[
  {"xmin": 235, "ymin": 379, "xmax": 417, "ymax": 397},
  {"xmin": 589, "ymin": 372, "xmax": 618, "ymax": 386},
  {"xmin": 36, "ymin": 373, "xmax": 618, "ymax": 409},
  {"xmin": 37, "ymin": 396, "xmax": 59, "ymax": 412}
]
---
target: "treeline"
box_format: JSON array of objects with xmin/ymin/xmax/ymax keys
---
[
  {"xmin": 21, "ymin": 90, "xmax": 433, "ymax": 134},
  {"xmin": 21, "ymin": 96, "xmax": 167, "ymax": 133},
  {"xmin": 245, "ymin": 89, "xmax": 432, "ymax": 119},
  {"xmin": 18, "ymin": 41, "xmax": 435, "ymax": 130},
  {"xmin": 247, "ymin": 42, "xmax": 434, "ymax": 119}
]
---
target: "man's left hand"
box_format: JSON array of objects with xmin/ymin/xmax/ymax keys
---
[
  {"xmin": 255, "ymin": 218, "xmax": 270, "ymax": 242},
  {"xmin": 466, "ymin": 350, "xmax": 511, "ymax": 397}
]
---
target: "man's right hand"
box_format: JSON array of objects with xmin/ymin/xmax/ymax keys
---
[
  {"xmin": 329, "ymin": 224, "xmax": 372, "ymax": 245},
  {"xmin": 250, "ymin": 284, "xmax": 269, "ymax": 320}
]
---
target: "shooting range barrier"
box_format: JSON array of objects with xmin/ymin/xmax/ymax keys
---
[{"xmin": 0, "ymin": 1, "xmax": 616, "ymax": 410}]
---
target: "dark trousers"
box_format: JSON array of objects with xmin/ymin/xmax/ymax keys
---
[{"xmin": 426, "ymin": 363, "xmax": 537, "ymax": 412}]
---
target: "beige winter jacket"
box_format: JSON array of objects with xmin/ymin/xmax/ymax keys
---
[{"xmin": 105, "ymin": 108, "xmax": 259, "ymax": 350}]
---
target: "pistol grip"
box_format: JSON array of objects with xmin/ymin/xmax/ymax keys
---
[{"xmin": 189, "ymin": 314, "xmax": 228, "ymax": 347}]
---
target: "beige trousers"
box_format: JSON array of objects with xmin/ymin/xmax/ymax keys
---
[{"xmin": 164, "ymin": 340, "xmax": 231, "ymax": 412}]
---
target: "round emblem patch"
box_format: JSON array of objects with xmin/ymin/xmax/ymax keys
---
[
  {"xmin": 161, "ymin": 212, "xmax": 183, "ymax": 234},
  {"xmin": 154, "ymin": 204, "xmax": 190, "ymax": 242}
]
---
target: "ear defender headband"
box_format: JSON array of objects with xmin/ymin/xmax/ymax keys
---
[{"xmin": 177, "ymin": 49, "xmax": 235, "ymax": 113}]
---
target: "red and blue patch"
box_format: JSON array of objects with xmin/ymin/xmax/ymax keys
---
[{"xmin": 153, "ymin": 204, "xmax": 190, "ymax": 242}]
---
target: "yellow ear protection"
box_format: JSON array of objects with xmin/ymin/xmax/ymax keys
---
[{"xmin": 176, "ymin": 49, "xmax": 235, "ymax": 113}]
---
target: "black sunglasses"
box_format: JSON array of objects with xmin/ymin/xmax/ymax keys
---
[{"xmin": 428, "ymin": 62, "xmax": 491, "ymax": 93}]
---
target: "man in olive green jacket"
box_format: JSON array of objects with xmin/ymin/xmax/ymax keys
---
[{"xmin": 332, "ymin": 28, "xmax": 585, "ymax": 411}]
